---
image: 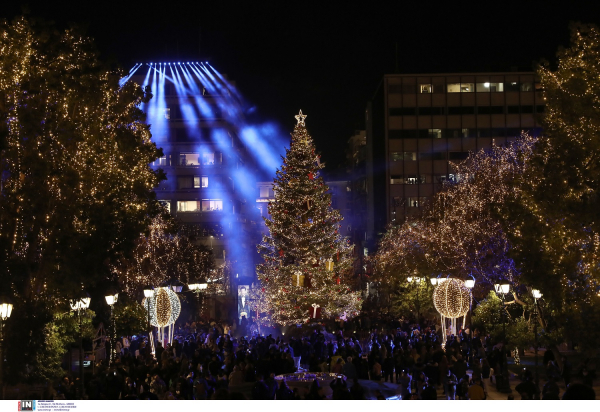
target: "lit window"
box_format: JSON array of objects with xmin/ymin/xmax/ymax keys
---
[
  {"xmin": 476, "ymin": 82, "xmax": 504, "ymax": 92},
  {"xmin": 404, "ymin": 175, "xmax": 427, "ymax": 184},
  {"xmin": 201, "ymin": 199, "xmax": 223, "ymax": 211},
  {"xmin": 448, "ymin": 83, "xmax": 474, "ymax": 92},
  {"xmin": 407, "ymin": 197, "xmax": 428, "ymax": 207},
  {"xmin": 419, "ymin": 84, "xmax": 433, "ymax": 93},
  {"xmin": 447, "ymin": 83, "xmax": 461, "ymax": 93},
  {"xmin": 428, "ymin": 128, "xmax": 442, "ymax": 139},
  {"xmin": 164, "ymin": 108, "xmax": 171, "ymax": 120},
  {"xmin": 177, "ymin": 201, "xmax": 200, "ymax": 212},
  {"xmin": 154, "ymin": 156, "xmax": 167, "ymax": 166},
  {"xmin": 259, "ymin": 186, "xmax": 270, "ymax": 198},
  {"xmin": 202, "ymin": 176, "xmax": 208, "ymax": 188},
  {"xmin": 180, "ymin": 153, "xmax": 200, "ymax": 166},
  {"xmin": 390, "ymin": 175, "xmax": 403, "ymax": 184},
  {"xmin": 346, "ymin": 186, "xmax": 351, "ymax": 192}
]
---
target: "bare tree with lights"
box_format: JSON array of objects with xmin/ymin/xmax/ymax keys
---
[
  {"xmin": 256, "ymin": 111, "xmax": 361, "ymax": 326},
  {"xmin": 112, "ymin": 215, "xmax": 216, "ymax": 296}
]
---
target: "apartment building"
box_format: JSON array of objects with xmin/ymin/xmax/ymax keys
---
[{"xmin": 365, "ymin": 72, "xmax": 543, "ymax": 240}]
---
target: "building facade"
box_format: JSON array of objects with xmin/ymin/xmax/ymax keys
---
[
  {"xmin": 129, "ymin": 63, "xmax": 255, "ymax": 283},
  {"xmin": 365, "ymin": 72, "xmax": 544, "ymax": 241}
]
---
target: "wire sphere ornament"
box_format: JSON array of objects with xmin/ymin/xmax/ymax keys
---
[
  {"xmin": 433, "ymin": 278, "xmax": 472, "ymax": 341},
  {"xmin": 143, "ymin": 287, "xmax": 181, "ymax": 327}
]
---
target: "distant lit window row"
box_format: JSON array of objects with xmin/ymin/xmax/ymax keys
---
[
  {"xmin": 389, "ymin": 127, "xmax": 542, "ymax": 139},
  {"xmin": 158, "ymin": 200, "xmax": 224, "ymax": 213},
  {"xmin": 390, "ymin": 173, "xmax": 471, "ymax": 185},
  {"xmin": 389, "ymin": 105, "xmax": 544, "ymax": 116},
  {"xmin": 152, "ymin": 152, "xmax": 223, "ymax": 167},
  {"xmin": 389, "ymin": 81, "xmax": 539, "ymax": 94}
]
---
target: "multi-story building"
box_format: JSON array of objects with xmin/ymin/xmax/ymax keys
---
[
  {"xmin": 365, "ymin": 72, "xmax": 544, "ymax": 241},
  {"xmin": 127, "ymin": 63, "xmax": 257, "ymax": 319}
]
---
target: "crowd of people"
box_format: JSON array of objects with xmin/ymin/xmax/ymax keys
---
[{"xmin": 41, "ymin": 315, "xmax": 596, "ymax": 400}]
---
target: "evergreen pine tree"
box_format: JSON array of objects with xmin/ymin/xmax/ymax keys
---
[{"xmin": 256, "ymin": 111, "xmax": 361, "ymax": 326}]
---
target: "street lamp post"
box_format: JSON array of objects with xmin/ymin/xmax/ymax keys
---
[
  {"xmin": 189, "ymin": 283, "xmax": 208, "ymax": 321},
  {"xmin": 407, "ymin": 276, "xmax": 421, "ymax": 325},
  {"xmin": 465, "ymin": 278, "xmax": 475, "ymax": 364},
  {"xmin": 70, "ymin": 294, "xmax": 91, "ymax": 399},
  {"xmin": 104, "ymin": 292, "xmax": 118, "ymax": 364},
  {"xmin": 143, "ymin": 286, "xmax": 154, "ymax": 357},
  {"xmin": 532, "ymin": 289, "xmax": 542, "ymax": 390},
  {"xmin": 494, "ymin": 283, "xmax": 511, "ymax": 393},
  {"xmin": 0, "ymin": 297, "xmax": 14, "ymax": 400}
]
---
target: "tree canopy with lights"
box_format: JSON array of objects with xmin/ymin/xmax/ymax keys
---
[
  {"xmin": 0, "ymin": 17, "xmax": 164, "ymax": 301},
  {"xmin": 256, "ymin": 111, "xmax": 361, "ymax": 326},
  {"xmin": 496, "ymin": 23, "xmax": 600, "ymax": 350},
  {"xmin": 0, "ymin": 17, "xmax": 163, "ymax": 382},
  {"xmin": 111, "ymin": 215, "xmax": 216, "ymax": 296},
  {"xmin": 374, "ymin": 133, "xmax": 537, "ymax": 292}
]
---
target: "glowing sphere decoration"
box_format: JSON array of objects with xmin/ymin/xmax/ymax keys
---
[
  {"xmin": 433, "ymin": 278, "xmax": 471, "ymax": 319},
  {"xmin": 143, "ymin": 287, "xmax": 181, "ymax": 327}
]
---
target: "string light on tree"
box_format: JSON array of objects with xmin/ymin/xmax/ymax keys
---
[{"xmin": 256, "ymin": 111, "xmax": 361, "ymax": 326}]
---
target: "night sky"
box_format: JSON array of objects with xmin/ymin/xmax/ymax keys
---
[{"xmin": 2, "ymin": 1, "xmax": 598, "ymax": 168}]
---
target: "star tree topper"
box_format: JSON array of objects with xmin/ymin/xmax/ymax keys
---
[{"xmin": 295, "ymin": 110, "xmax": 307, "ymax": 126}]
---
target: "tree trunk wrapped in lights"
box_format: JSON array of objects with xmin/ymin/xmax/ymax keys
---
[{"xmin": 256, "ymin": 111, "xmax": 361, "ymax": 326}]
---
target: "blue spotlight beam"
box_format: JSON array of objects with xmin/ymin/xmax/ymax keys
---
[{"xmin": 122, "ymin": 62, "xmax": 291, "ymax": 279}]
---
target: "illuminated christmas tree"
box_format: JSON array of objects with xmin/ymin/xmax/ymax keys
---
[{"xmin": 256, "ymin": 111, "xmax": 361, "ymax": 326}]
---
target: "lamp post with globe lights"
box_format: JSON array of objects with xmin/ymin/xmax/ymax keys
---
[
  {"xmin": 0, "ymin": 297, "xmax": 13, "ymax": 400},
  {"xmin": 104, "ymin": 292, "xmax": 118, "ymax": 364},
  {"xmin": 70, "ymin": 294, "xmax": 91, "ymax": 399},
  {"xmin": 188, "ymin": 282, "xmax": 208, "ymax": 320},
  {"xmin": 464, "ymin": 278, "xmax": 476, "ymax": 363},
  {"xmin": 493, "ymin": 282, "xmax": 511, "ymax": 393},
  {"xmin": 532, "ymin": 289, "xmax": 542, "ymax": 390},
  {"xmin": 143, "ymin": 286, "xmax": 154, "ymax": 355},
  {"xmin": 407, "ymin": 276, "xmax": 423, "ymax": 325}
]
